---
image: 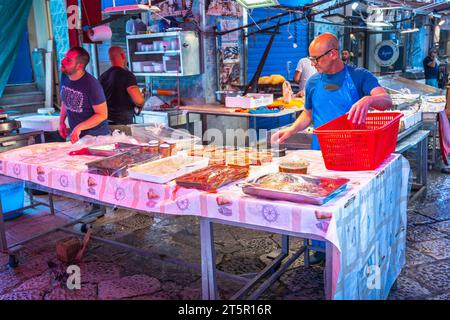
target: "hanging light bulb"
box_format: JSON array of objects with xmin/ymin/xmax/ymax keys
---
[
  {"xmin": 351, "ymin": 2, "xmax": 359, "ymax": 11},
  {"xmin": 438, "ymin": 19, "xmax": 445, "ymax": 26},
  {"xmin": 293, "ymin": 43, "xmax": 298, "ymax": 48}
]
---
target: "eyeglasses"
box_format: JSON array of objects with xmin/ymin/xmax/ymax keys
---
[{"xmin": 308, "ymin": 48, "xmax": 336, "ymax": 65}]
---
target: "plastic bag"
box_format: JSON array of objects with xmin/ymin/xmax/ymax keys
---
[
  {"xmin": 130, "ymin": 123, "xmax": 200, "ymax": 150},
  {"xmin": 282, "ymin": 81, "xmax": 293, "ymax": 104},
  {"xmin": 143, "ymin": 96, "xmax": 167, "ymax": 111},
  {"xmin": 75, "ymin": 130, "xmax": 140, "ymax": 147}
]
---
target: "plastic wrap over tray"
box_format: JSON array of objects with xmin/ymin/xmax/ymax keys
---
[
  {"xmin": 239, "ymin": 173, "xmax": 349, "ymax": 205},
  {"xmin": 176, "ymin": 165, "xmax": 249, "ymax": 192},
  {"xmin": 130, "ymin": 123, "xmax": 201, "ymax": 150}
]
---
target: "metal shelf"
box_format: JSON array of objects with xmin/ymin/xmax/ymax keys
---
[
  {"xmin": 397, "ymin": 121, "xmax": 423, "ymax": 142},
  {"xmin": 133, "ymin": 72, "xmax": 183, "ymax": 77},
  {"xmin": 127, "ymin": 31, "xmax": 181, "ymax": 39},
  {"xmin": 134, "ymin": 50, "xmax": 180, "ymax": 55},
  {"xmin": 127, "ymin": 31, "xmax": 200, "ymax": 77}
]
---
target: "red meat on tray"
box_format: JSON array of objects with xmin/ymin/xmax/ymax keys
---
[{"xmin": 176, "ymin": 165, "xmax": 249, "ymax": 192}]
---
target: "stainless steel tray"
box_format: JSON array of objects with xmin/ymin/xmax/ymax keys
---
[
  {"xmin": 87, "ymin": 142, "xmax": 141, "ymax": 156},
  {"xmin": 0, "ymin": 121, "xmax": 21, "ymax": 133},
  {"xmin": 239, "ymin": 173, "xmax": 349, "ymax": 205},
  {"xmin": 86, "ymin": 149, "xmax": 161, "ymax": 177}
]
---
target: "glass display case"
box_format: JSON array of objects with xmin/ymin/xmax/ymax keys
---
[
  {"xmin": 126, "ymin": 31, "xmax": 201, "ymax": 77},
  {"xmin": 378, "ymin": 74, "xmax": 443, "ymax": 96}
]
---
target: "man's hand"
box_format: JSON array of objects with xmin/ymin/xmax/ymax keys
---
[
  {"xmin": 70, "ymin": 125, "xmax": 82, "ymax": 144},
  {"xmin": 58, "ymin": 122, "xmax": 69, "ymax": 140},
  {"xmin": 271, "ymin": 127, "xmax": 295, "ymax": 144},
  {"xmin": 295, "ymin": 90, "xmax": 305, "ymax": 97},
  {"xmin": 348, "ymin": 96, "xmax": 372, "ymax": 124}
]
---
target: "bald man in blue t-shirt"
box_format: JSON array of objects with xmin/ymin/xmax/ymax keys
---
[{"xmin": 271, "ymin": 33, "xmax": 392, "ymax": 264}]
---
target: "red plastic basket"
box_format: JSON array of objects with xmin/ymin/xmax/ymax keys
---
[{"xmin": 314, "ymin": 112, "xmax": 403, "ymax": 171}]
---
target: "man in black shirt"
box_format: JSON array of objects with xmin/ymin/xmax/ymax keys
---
[
  {"xmin": 100, "ymin": 46, "xmax": 145, "ymax": 129},
  {"xmin": 423, "ymin": 48, "xmax": 439, "ymax": 88}
]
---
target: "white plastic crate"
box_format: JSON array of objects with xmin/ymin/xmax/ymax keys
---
[
  {"xmin": 16, "ymin": 115, "xmax": 62, "ymax": 132},
  {"xmin": 225, "ymin": 93, "xmax": 273, "ymax": 109}
]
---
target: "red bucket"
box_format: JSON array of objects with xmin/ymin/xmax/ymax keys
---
[{"xmin": 314, "ymin": 112, "xmax": 403, "ymax": 171}]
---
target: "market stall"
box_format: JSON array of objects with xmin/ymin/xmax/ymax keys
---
[
  {"xmin": 379, "ymin": 74, "xmax": 447, "ymax": 169},
  {"xmin": 0, "ymin": 121, "xmax": 410, "ymax": 299},
  {"xmin": 2, "ymin": 0, "xmax": 449, "ymax": 303}
]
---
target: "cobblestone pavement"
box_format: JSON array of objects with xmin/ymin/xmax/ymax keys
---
[{"xmin": 0, "ymin": 169, "xmax": 448, "ymax": 300}]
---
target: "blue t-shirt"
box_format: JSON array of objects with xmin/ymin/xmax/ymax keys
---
[
  {"xmin": 304, "ymin": 65, "xmax": 380, "ymax": 112},
  {"xmin": 60, "ymin": 73, "xmax": 109, "ymax": 138}
]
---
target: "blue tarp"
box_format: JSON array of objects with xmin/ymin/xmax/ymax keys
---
[{"xmin": 0, "ymin": 0, "xmax": 33, "ymax": 96}]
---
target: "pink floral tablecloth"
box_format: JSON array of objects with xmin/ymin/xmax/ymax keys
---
[{"xmin": 0, "ymin": 142, "xmax": 410, "ymax": 299}]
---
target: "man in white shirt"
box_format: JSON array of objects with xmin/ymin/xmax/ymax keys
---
[{"xmin": 293, "ymin": 57, "xmax": 317, "ymax": 97}]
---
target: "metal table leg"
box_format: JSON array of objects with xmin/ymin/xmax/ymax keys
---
[
  {"xmin": 325, "ymin": 241, "xmax": 334, "ymax": 300},
  {"xmin": 49, "ymin": 193, "xmax": 55, "ymax": 215},
  {"xmin": 427, "ymin": 120, "xmax": 437, "ymax": 169},
  {"xmin": 185, "ymin": 112, "xmax": 190, "ymax": 132},
  {"xmin": 0, "ymin": 197, "xmax": 7, "ymax": 253},
  {"xmin": 304, "ymin": 239, "xmax": 310, "ymax": 267},
  {"xmin": 281, "ymin": 234, "xmax": 289, "ymax": 255},
  {"xmin": 432, "ymin": 123, "xmax": 437, "ymax": 168},
  {"xmin": 200, "ymin": 218, "xmax": 218, "ymax": 300},
  {"xmin": 229, "ymin": 234, "xmax": 298, "ymax": 300},
  {"xmin": 28, "ymin": 188, "xmax": 34, "ymax": 204},
  {"xmin": 201, "ymin": 114, "xmax": 207, "ymax": 146},
  {"xmin": 40, "ymin": 132, "xmax": 46, "ymax": 144},
  {"xmin": 416, "ymin": 142, "xmax": 422, "ymax": 185},
  {"xmin": 421, "ymin": 136, "xmax": 428, "ymax": 186}
]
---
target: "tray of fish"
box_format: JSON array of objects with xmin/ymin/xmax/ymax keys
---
[
  {"xmin": 86, "ymin": 149, "xmax": 161, "ymax": 177},
  {"xmin": 239, "ymin": 172, "xmax": 349, "ymax": 205},
  {"xmin": 176, "ymin": 165, "xmax": 249, "ymax": 192}
]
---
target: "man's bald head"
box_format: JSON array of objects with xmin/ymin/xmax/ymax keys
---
[
  {"xmin": 308, "ymin": 33, "xmax": 343, "ymax": 74},
  {"xmin": 109, "ymin": 46, "xmax": 127, "ymax": 67},
  {"xmin": 309, "ymin": 33, "xmax": 339, "ymax": 54}
]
